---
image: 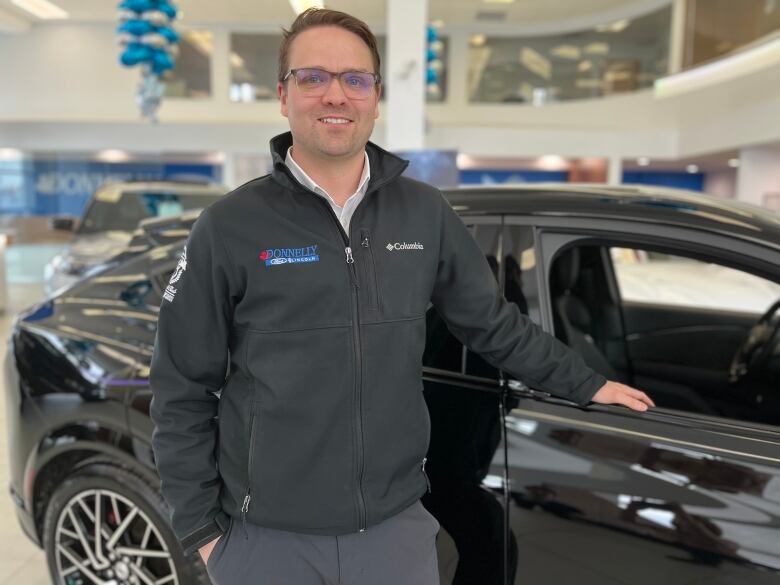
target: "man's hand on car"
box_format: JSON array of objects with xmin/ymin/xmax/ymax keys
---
[
  {"xmin": 592, "ymin": 380, "xmax": 655, "ymax": 412},
  {"xmin": 199, "ymin": 534, "xmax": 222, "ymax": 565}
]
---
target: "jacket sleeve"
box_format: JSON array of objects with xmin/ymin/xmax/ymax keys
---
[
  {"xmin": 430, "ymin": 194, "xmax": 606, "ymax": 405},
  {"xmin": 149, "ymin": 208, "xmax": 239, "ymax": 555}
]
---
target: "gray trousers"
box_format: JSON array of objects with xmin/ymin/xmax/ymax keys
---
[{"xmin": 206, "ymin": 499, "xmax": 441, "ymax": 585}]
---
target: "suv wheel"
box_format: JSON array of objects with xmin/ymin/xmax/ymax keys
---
[{"xmin": 42, "ymin": 463, "xmax": 209, "ymax": 585}]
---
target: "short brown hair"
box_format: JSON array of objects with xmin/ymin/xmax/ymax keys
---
[{"xmin": 278, "ymin": 8, "xmax": 381, "ymax": 82}]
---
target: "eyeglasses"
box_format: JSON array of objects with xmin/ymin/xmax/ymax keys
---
[{"xmin": 282, "ymin": 68, "xmax": 381, "ymax": 100}]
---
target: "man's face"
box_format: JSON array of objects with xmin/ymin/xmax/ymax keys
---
[{"xmin": 278, "ymin": 26, "xmax": 380, "ymax": 161}]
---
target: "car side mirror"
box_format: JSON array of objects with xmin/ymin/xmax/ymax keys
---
[{"xmin": 49, "ymin": 216, "xmax": 77, "ymax": 231}]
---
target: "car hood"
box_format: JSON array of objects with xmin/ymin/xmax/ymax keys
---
[{"xmin": 61, "ymin": 231, "xmax": 135, "ymax": 264}]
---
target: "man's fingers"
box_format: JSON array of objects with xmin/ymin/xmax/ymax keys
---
[{"xmin": 627, "ymin": 388, "xmax": 655, "ymax": 407}]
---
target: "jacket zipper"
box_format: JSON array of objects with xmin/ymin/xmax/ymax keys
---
[
  {"xmin": 422, "ymin": 457, "xmax": 431, "ymax": 493},
  {"xmin": 360, "ymin": 229, "xmax": 380, "ymax": 311},
  {"xmin": 309, "ymin": 197, "xmax": 368, "ymax": 533},
  {"xmin": 241, "ymin": 409, "xmax": 258, "ymax": 539}
]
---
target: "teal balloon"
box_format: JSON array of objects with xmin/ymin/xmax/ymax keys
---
[
  {"xmin": 156, "ymin": 2, "xmax": 177, "ymax": 19},
  {"xmin": 120, "ymin": 43, "xmax": 152, "ymax": 66},
  {"xmin": 119, "ymin": 0, "xmax": 154, "ymax": 13},
  {"xmin": 117, "ymin": 19, "xmax": 153, "ymax": 36},
  {"xmin": 151, "ymin": 48, "xmax": 174, "ymax": 73},
  {"xmin": 157, "ymin": 26, "xmax": 179, "ymax": 43},
  {"xmin": 426, "ymin": 68, "xmax": 438, "ymax": 84}
]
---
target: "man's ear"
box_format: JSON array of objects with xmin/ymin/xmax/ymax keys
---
[{"xmin": 278, "ymin": 82, "xmax": 289, "ymax": 118}]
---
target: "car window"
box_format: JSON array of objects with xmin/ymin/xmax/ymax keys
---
[
  {"xmin": 502, "ymin": 225, "xmax": 540, "ymax": 325},
  {"xmin": 79, "ymin": 190, "xmax": 222, "ymax": 234},
  {"xmin": 549, "ymin": 242, "xmax": 780, "ymax": 427},
  {"xmin": 423, "ymin": 222, "xmax": 501, "ymax": 379},
  {"xmin": 611, "ymin": 248, "xmax": 780, "ymax": 314}
]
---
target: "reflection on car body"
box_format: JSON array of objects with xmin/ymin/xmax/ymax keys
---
[{"xmin": 3, "ymin": 184, "xmax": 780, "ymax": 585}]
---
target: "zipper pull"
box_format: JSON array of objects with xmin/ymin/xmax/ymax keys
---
[
  {"xmin": 241, "ymin": 491, "xmax": 251, "ymax": 539},
  {"xmin": 345, "ymin": 246, "xmax": 359, "ymax": 288},
  {"xmin": 422, "ymin": 457, "xmax": 431, "ymax": 493},
  {"xmin": 345, "ymin": 247, "xmax": 354, "ymax": 264}
]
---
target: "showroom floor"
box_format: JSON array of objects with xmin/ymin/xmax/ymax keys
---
[{"xmin": 1, "ymin": 280, "xmax": 51, "ymax": 584}]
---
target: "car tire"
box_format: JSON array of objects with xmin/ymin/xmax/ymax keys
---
[{"xmin": 42, "ymin": 462, "xmax": 211, "ymax": 585}]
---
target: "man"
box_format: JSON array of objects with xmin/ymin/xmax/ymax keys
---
[{"xmin": 149, "ymin": 8, "xmax": 654, "ymax": 585}]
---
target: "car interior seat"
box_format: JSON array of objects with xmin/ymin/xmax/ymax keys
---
[{"xmin": 551, "ymin": 247, "xmax": 619, "ymax": 381}]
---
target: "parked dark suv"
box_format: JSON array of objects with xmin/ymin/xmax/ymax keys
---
[{"xmin": 5, "ymin": 185, "xmax": 780, "ymax": 585}]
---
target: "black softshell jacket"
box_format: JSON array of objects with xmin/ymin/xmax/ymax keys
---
[{"xmin": 149, "ymin": 132, "xmax": 607, "ymax": 555}]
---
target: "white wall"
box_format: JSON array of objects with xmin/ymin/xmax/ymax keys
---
[
  {"xmin": 1, "ymin": 22, "xmax": 780, "ymax": 162},
  {"xmin": 736, "ymin": 145, "xmax": 780, "ymax": 207}
]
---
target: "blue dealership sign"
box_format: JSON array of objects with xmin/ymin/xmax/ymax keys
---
[{"xmin": 0, "ymin": 159, "xmax": 220, "ymax": 216}]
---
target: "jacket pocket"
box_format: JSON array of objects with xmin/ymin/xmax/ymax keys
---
[{"xmin": 360, "ymin": 228, "xmax": 381, "ymax": 311}]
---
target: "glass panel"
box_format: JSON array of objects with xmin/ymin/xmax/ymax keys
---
[
  {"xmin": 468, "ymin": 7, "xmax": 671, "ymax": 104},
  {"xmin": 229, "ymin": 33, "xmax": 283, "ymax": 102},
  {"xmin": 684, "ymin": 0, "xmax": 780, "ymax": 68},
  {"xmin": 164, "ymin": 30, "xmax": 212, "ymax": 98},
  {"xmin": 611, "ymin": 248, "xmax": 780, "ymax": 314}
]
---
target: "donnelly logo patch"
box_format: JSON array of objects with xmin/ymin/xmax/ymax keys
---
[
  {"xmin": 260, "ymin": 245, "xmax": 320, "ymax": 267},
  {"xmin": 386, "ymin": 242, "xmax": 424, "ymax": 251}
]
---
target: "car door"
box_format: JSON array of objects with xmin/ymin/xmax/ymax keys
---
[
  {"xmin": 502, "ymin": 215, "xmax": 780, "ymax": 585},
  {"xmin": 422, "ymin": 216, "xmax": 511, "ymax": 585}
]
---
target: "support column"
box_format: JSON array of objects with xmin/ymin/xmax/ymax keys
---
[
  {"xmin": 607, "ymin": 156, "xmax": 623, "ymax": 185},
  {"xmin": 668, "ymin": 0, "xmax": 688, "ymax": 74},
  {"xmin": 736, "ymin": 146, "xmax": 780, "ymax": 209},
  {"xmin": 385, "ymin": 0, "xmax": 427, "ymax": 151}
]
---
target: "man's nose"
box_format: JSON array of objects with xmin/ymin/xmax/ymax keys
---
[{"xmin": 321, "ymin": 75, "xmax": 348, "ymax": 105}]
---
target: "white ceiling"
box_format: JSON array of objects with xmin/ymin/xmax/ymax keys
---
[{"xmin": 1, "ymin": 0, "xmax": 671, "ymax": 29}]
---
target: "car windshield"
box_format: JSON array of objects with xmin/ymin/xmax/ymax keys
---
[{"xmin": 77, "ymin": 189, "xmax": 222, "ymax": 234}]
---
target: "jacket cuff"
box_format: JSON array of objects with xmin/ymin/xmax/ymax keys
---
[
  {"xmin": 180, "ymin": 510, "xmax": 231, "ymax": 556},
  {"xmin": 569, "ymin": 372, "xmax": 607, "ymax": 406}
]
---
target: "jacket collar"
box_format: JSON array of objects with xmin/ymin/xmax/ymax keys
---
[{"xmin": 269, "ymin": 131, "xmax": 409, "ymax": 195}]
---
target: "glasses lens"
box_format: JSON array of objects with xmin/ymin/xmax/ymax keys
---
[
  {"xmin": 341, "ymin": 72, "xmax": 374, "ymax": 97},
  {"xmin": 294, "ymin": 69, "xmax": 331, "ymax": 91}
]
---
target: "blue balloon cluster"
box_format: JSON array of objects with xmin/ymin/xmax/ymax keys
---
[
  {"xmin": 426, "ymin": 24, "xmax": 444, "ymax": 98},
  {"xmin": 117, "ymin": 0, "xmax": 179, "ymax": 75}
]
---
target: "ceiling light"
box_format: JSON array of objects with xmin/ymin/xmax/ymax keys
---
[
  {"xmin": 0, "ymin": 148, "xmax": 23, "ymax": 161},
  {"xmin": 584, "ymin": 42, "xmax": 610, "ymax": 55},
  {"xmin": 520, "ymin": 47, "xmax": 551, "ymax": 80},
  {"xmin": 686, "ymin": 164, "xmax": 699, "ymax": 174},
  {"xmin": 288, "ymin": 0, "xmax": 323, "ymax": 14},
  {"xmin": 550, "ymin": 45, "xmax": 581, "ymax": 60},
  {"xmin": 229, "ymin": 52, "xmax": 245, "ymax": 69},
  {"xmin": 637, "ymin": 157, "xmax": 650, "ymax": 166},
  {"xmin": 728, "ymin": 158, "xmax": 740, "ymax": 168},
  {"xmin": 537, "ymin": 155, "xmax": 568, "ymax": 170},
  {"xmin": 470, "ymin": 34, "xmax": 486, "ymax": 47},
  {"xmin": 595, "ymin": 19, "xmax": 629, "ymax": 33},
  {"xmin": 11, "ymin": 0, "xmax": 67, "ymax": 19},
  {"xmin": 96, "ymin": 149, "xmax": 130, "ymax": 163},
  {"xmin": 578, "ymin": 60, "xmax": 593, "ymax": 72}
]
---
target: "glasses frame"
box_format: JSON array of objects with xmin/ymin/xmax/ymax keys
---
[{"xmin": 281, "ymin": 68, "xmax": 382, "ymax": 99}]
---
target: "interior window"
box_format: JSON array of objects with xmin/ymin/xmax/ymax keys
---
[{"xmin": 549, "ymin": 243, "xmax": 780, "ymax": 426}]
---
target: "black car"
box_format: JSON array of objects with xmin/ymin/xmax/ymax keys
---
[{"xmin": 4, "ymin": 185, "xmax": 780, "ymax": 585}]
